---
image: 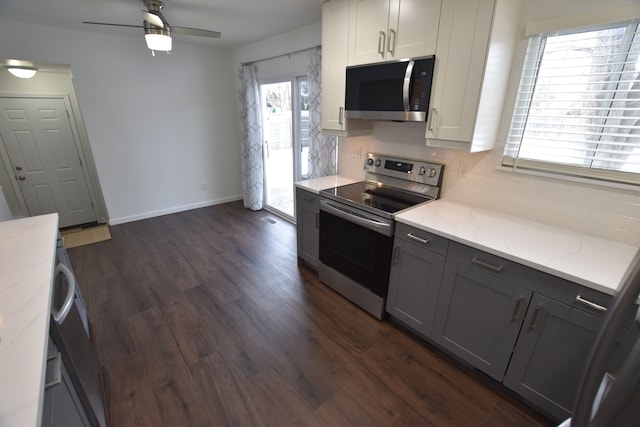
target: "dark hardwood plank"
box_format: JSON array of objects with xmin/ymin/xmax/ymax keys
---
[{"xmin": 68, "ymin": 201, "xmax": 554, "ymax": 427}]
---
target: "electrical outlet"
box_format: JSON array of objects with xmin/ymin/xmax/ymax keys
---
[
  {"xmin": 351, "ymin": 146, "xmax": 362, "ymax": 159},
  {"xmin": 201, "ymin": 182, "xmax": 207, "ymax": 191}
]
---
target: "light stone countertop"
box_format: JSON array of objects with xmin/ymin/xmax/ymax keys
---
[
  {"xmin": 395, "ymin": 200, "xmax": 637, "ymax": 295},
  {"xmin": 0, "ymin": 214, "xmax": 59, "ymax": 427},
  {"xmin": 295, "ymin": 175, "xmax": 358, "ymax": 193}
]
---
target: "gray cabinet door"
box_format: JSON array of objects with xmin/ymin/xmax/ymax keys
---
[
  {"xmin": 42, "ymin": 338, "xmax": 92, "ymax": 427},
  {"xmin": 433, "ymin": 257, "xmax": 532, "ymax": 381},
  {"xmin": 503, "ymin": 293, "xmax": 602, "ymax": 421},
  {"xmin": 386, "ymin": 238, "xmax": 445, "ymax": 337},
  {"xmin": 295, "ymin": 187, "xmax": 320, "ymax": 268}
]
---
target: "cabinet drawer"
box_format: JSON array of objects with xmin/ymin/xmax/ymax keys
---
[
  {"xmin": 395, "ymin": 223, "xmax": 449, "ymax": 256},
  {"xmin": 447, "ymin": 241, "xmax": 619, "ymax": 319},
  {"xmin": 446, "ymin": 241, "xmax": 537, "ymax": 285},
  {"xmin": 296, "ymin": 187, "xmax": 319, "ymax": 207}
]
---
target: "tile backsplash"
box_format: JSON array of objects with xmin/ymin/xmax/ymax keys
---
[{"xmin": 338, "ymin": 121, "xmax": 640, "ymax": 247}]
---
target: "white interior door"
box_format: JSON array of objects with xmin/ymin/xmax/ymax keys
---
[{"xmin": 0, "ymin": 97, "xmax": 97, "ymax": 228}]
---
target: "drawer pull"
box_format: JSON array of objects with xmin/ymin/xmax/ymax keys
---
[
  {"xmin": 407, "ymin": 233, "xmax": 430, "ymax": 245},
  {"xmin": 471, "ymin": 256, "xmax": 503, "ymax": 273},
  {"xmin": 528, "ymin": 305, "xmax": 542, "ymax": 331},
  {"xmin": 511, "ymin": 296, "xmax": 523, "ymax": 322},
  {"xmin": 45, "ymin": 352, "xmax": 62, "ymax": 389},
  {"xmin": 303, "ymin": 195, "xmax": 314, "ymax": 201},
  {"xmin": 575, "ymin": 295, "xmax": 607, "ymax": 312}
]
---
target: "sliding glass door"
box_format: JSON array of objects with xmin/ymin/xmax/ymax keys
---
[{"xmin": 260, "ymin": 78, "xmax": 308, "ymax": 219}]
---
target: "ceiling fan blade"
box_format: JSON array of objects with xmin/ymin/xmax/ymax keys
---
[
  {"xmin": 172, "ymin": 27, "xmax": 221, "ymax": 38},
  {"xmin": 83, "ymin": 21, "xmax": 143, "ymax": 29},
  {"xmin": 142, "ymin": 11, "xmax": 165, "ymax": 28}
]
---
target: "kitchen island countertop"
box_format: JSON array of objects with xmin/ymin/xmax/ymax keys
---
[
  {"xmin": 0, "ymin": 214, "xmax": 59, "ymax": 427},
  {"xmin": 395, "ymin": 200, "xmax": 637, "ymax": 295}
]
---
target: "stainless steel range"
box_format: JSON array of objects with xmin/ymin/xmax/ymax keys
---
[{"xmin": 318, "ymin": 153, "xmax": 444, "ymax": 319}]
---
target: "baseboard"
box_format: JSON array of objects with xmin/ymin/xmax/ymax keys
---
[{"xmin": 108, "ymin": 195, "xmax": 243, "ymax": 225}]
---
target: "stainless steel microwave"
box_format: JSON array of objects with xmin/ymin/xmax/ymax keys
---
[{"xmin": 344, "ymin": 56, "xmax": 435, "ymax": 122}]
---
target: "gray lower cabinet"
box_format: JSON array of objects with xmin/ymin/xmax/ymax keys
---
[
  {"xmin": 432, "ymin": 250, "xmax": 533, "ymax": 381},
  {"xmin": 503, "ymin": 293, "xmax": 603, "ymax": 421},
  {"xmin": 42, "ymin": 337, "xmax": 91, "ymax": 427},
  {"xmin": 386, "ymin": 224, "xmax": 447, "ymax": 337},
  {"xmin": 295, "ymin": 187, "xmax": 320, "ymax": 269},
  {"xmin": 402, "ymin": 237, "xmax": 631, "ymax": 422}
]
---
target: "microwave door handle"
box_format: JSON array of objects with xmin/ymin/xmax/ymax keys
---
[{"xmin": 403, "ymin": 60, "xmax": 415, "ymax": 114}]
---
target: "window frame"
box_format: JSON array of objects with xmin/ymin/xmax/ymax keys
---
[{"xmin": 502, "ymin": 18, "xmax": 640, "ymax": 187}]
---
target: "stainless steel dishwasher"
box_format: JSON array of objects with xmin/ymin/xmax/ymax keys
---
[{"xmin": 46, "ymin": 236, "xmax": 107, "ymax": 427}]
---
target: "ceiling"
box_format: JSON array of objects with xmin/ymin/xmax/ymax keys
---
[{"xmin": 0, "ymin": 0, "xmax": 323, "ymax": 49}]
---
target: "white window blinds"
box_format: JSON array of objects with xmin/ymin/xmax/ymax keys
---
[{"xmin": 503, "ymin": 19, "xmax": 640, "ymax": 185}]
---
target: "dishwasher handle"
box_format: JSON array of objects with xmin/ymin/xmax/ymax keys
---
[{"xmin": 53, "ymin": 263, "xmax": 76, "ymax": 324}]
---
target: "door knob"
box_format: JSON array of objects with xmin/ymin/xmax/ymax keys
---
[
  {"xmin": 15, "ymin": 166, "xmax": 22, "ymax": 171},
  {"xmin": 18, "ymin": 176, "xmax": 25, "ymax": 181}
]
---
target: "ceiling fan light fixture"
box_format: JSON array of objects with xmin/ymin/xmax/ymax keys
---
[
  {"xmin": 1, "ymin": 59, "xmax": 38, "ymax": 79},
  {"xmin": 145, "ymin": 33, "xmax": 172, "ymax": 52}
]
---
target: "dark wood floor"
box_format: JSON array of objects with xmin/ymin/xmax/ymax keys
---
[{"xmin": 68, "ymin": 201, "xmax": 554, "ymax": 427}]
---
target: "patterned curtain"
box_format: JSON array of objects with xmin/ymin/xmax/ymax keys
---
[
  {"xmin": 307, "ymin": 47, "xmax": 337, "ymax": 178},
  {"xmin": 238, "ymin": 64, "xmax": 264, "ymax": 211}
]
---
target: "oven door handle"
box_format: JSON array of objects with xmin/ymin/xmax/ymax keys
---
[{"xmin": 320, "ymin": 199, "xmax": 392, "ymax": 235}]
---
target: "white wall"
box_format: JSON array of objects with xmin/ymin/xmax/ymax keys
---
[
  {"xmin": 0, "ymin": 19, "xmax": 241, "ymax": 224},
  {"xmin": 339, "ymin": 0, "xmax": 640, "ymax": 246},
  {"xmin": 231, "ymin": 22, "xmax": 321, "ymax": 80}
]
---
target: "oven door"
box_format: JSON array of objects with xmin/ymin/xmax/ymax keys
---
[{"xmin": 319, "ymin": 200, "xmax": 393, "ymax": 298}]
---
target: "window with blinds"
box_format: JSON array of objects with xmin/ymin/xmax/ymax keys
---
[{"xmin": 503, "ymin": 19, "xmax": 640, "ymax": 185}]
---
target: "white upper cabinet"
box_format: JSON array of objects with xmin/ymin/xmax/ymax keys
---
[
  {"xmin": 348, "ymin": 0, "xmax": 441, "ymax": 65},
  {"xmin": 426, "ymin": 0, "xmax": 523, "ymax": 152},
  {"xmin": 322, "ymin": 0, "xmax": 350, "ymax": 133}
]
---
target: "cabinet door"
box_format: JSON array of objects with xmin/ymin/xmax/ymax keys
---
[
  {"xmin": 426, "ymin": 0, "xmax": 494, "ymax": 143},
  {"xmin": 322, "ymin": 0, "xmax": 350, "ymax": 132},
  {"xmin": 433, "ymin": 257, "xmax": 532, "ymax": 381},
  {"xmin": 42, "ymin": 339, "xmax": 92, "ymax": 427},
  {"xmin": 386, "ymin": 238, "xmax": 445, "ymax": 336},
  {"xmin": 295, "ymin": 188, "xmax": 320, "ymax": 268},
  {"xmin": 348, "ymin": 0, "xmax": 391, "ymax": 65},
  {"xmin": 503, "ymin": 293, "xmax": 603, "ymax": 421},
  {"xmin": 389, "ymin": 0, "xmax": 440, "ymax": 60}
]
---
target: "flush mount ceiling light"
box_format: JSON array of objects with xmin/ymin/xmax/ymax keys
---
[
  {"xmin": 1, "ymin": 59, "xmax": 39, "ymax": 79},
  {"xmin": 83, "ymin": 0, "xmax": 220, "ymax": 56}
]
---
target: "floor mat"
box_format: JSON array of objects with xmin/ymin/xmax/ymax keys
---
[{"xmin": 61, "ymin": 224, "xmax": 111, "ymax": 249}]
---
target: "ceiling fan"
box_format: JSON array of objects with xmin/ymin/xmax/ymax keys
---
[{"xmin": 83, "ymin": 0, "xmax": 221, "ymax": 55}]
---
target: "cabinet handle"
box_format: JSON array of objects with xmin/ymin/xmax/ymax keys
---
[
  {"xmin": 427, "ymin": 107, "xmax": 437, "ymax": 132},
  {"xmin": 406, "ymin": 233, "xmax": 430, "ymax": 245},
  {"xmin": 377, "ymin": 31, "xmax": 386, "ymax": 56},
  {"xmin": 392, "ymin": 246, "xmax": 400, "ymax": 265},
  {"xmin": 471, "ymin": 256, "xmax": 503, "ymax": 273},
  {"xmin": 387, "ymin": 28, "xmax": 396, "ymax": 56},
  {"xmin": 575, "ymin": 295, "xmax": 607, "ymax": 312},
  {"xmin": 511, "ymin": 296, "xmax": 523, "ymax": 322},
  {"xmin": 338, "ymin": 107, "xmax": 344, "ymax": 125},
  {"xmin": 303, "ymin": 194, "xmax": 314, "ymax": 202},
  {"xmin": 528, "ymin": 305, "xmax": 542, "ymax": 331},
  {"xmin": 45, "ymin": 352, "xmax": 62, "ymax": 389},
  {"xmin": 315, "ymin": 212, "xmax": 319, "ymax": 229}
]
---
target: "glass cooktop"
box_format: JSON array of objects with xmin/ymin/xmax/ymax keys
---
[{"xmin": 321, "ymin": 181, "xmax": 432, "ymax": 216}]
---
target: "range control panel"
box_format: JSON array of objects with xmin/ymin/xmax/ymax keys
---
[{"xmin": 364, "ymin": 153, "xmax": 444, "ymax": 187}]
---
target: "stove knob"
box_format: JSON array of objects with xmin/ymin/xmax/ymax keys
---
[
  {"xmin": 375, "ymin": 159, "xmax": 382, "ymax": 167},
  {"xmin": 366, "ymin": 158, "xmax": 374, "ymax": 166},
  {"xmin": 418, "ymin": 166, "xmax": 427, "ymax": 175},
  {"xmin": 428, "ymin": 168, "xmax": 437, "ymax": 177}
]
